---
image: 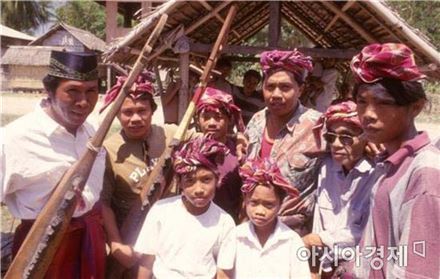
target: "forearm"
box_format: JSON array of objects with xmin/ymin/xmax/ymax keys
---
[
  {"xmin": 137, "ymin": 254, "xmax": 155, "ymax": 279},
  {"xmin": 102, "ymin": 202, "xmax": 123, "ymax": 243}
]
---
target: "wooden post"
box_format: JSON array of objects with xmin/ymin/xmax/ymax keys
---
[
  {"xmin": 106, "ymin": 65, "xmax": 112, "ymax": 92},
  {"xmin": 174, "ymin": 36, "xmax": 190, "ymax": 122},
  {"xmin": 105, "ymin": 1, "xmax": 118, "ymax": 43},
  {"xmin": 269, "ymin": 1, "xmax": 281, "ymax": 47},
  {"xmin": 153, "ymin": 63, "xmax": 163, "ymax": 96}
]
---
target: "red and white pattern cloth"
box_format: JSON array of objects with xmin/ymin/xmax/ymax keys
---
[
  {"xmin": 196, "ymin": 87, "xmax": 245, "ymax": 132},
  {"xmin": 260, "ymin": 50, "xmax": 313, "ymax": 83},
  {"xmin": 350, "ymin": 43, "xmax": 425, "ymax": 83},
  {"xmin": 239, "ymin": 158, "xmax": 299, "ymax": 198}
]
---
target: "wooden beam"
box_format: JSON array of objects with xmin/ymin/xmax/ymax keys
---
[
  {"xmin": 189, "ymin": 42, "xmax": 360, "ymax": 59},
  {"xmin": 198, "ymin": 0, "xmax": 241, "ymax": 39},
  {"xmin": 316, "ymin": 1, "xmax": 356, "ymax": 41},
  {"xmin": 178, "ymin": 40, "xmax": 190, "ymax": 121},
  {"xmin": 268, "ymin": 1, "xmax": 281, "ymax": 47},
  {"xmin": 363, "ymin": 1, "xmax": 440, "ymax": 66},
  {"xmin": 321, "ymin": 1, "xmax": 376, "ymax": 43},
  {"xmin": 186, "ymin": 1, "xmax": 231, "ymax": 35}
]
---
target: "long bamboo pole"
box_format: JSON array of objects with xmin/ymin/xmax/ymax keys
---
[{"xmin": 4, "ymin": 14, "xmax": 168, "ymax": 279}]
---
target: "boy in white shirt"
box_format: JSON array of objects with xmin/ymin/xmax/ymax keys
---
[
  {"xmin": 134, "ymin": 136, "xmax": 236, "ymax": 279},
  {"xmin": 230, "ymin": 159, "xmax": 311, "ymax": 279}
]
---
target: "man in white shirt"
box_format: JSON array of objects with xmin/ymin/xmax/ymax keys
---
[{"xmin": 1, "ymin": 50, "xmax": 106, "ymax": 278}]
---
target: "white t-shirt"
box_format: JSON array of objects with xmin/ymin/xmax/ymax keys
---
[
  {"xmin": 232, "ymin": 220, "xmax": 311, "ymax": 279},
  {"xmin": 134, "ymin": 195, "xmax": 236, "ymax": 279},
  {"xmin": 1, "ymin": 101, "xmax": 106, "ymax": 219}
]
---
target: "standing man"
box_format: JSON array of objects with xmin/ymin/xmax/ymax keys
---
[
  {"xmin": 233, "ymin": 69, "xmax": 266, "ymax": 125},
  {"xmin": 1, "ymin": 50, "xmax": 106, "ymax": 278},
  {"xmin": 245, "ymin": 50, "xmax": 323, "ymax": 234},
  {"xmin": 100, "ymin": 72, "xmax": 188, "ymax": 277}
]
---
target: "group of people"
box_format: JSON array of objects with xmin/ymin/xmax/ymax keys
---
[{"xmin": 2, "ymin": 42, "xmax": 439, "ymax": 279}]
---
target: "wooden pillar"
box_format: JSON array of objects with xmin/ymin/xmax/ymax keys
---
[
  {"xmin": 105, "ymin": 1, "xmax": 118, "ymax": 43},
  {"xmin": 141, "ymin": 1, "xmax": 151, "ymax": 18},
  {"xmin": 106, "ymin": 65, "xmax": 112, "ymax": 92},
  {"xmin": 174, "ymin": 36, "xmax": 190, "ymax": 122},
  {"xmin": 268, "ymin": 1, "xmax": 281, "ymax": 47}
]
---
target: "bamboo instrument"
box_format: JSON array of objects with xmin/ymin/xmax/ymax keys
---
[
  {"xmin": 119, "ymin": 3, "xmax": 238, "ymax": 251},
  {"xmin": 4, "ymin": 14, "xmax": 168, "ymax": 279}
]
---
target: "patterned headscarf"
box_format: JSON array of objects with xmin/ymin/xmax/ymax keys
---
[
  {"xmin": 239, "ymin": 158, "xmax": 299, "ymax": 197},
  {"xmin": 350, "ymin": 43, "xmax": 425, "ymax": 83},
  {"xmin": 313, "ymin": 100, "xmax": 362, "ymax": 146},
  {"xmin": 260, "ymin": 50, "xmax": 313, "ymax": 84},
  {"xmin": 99, "ymin": 70, "xmax": 155, "ymax": 113},
  {"xmin": 173, "ymin": 136, "xmax": 230, "ymax": 178},
  {"xmin": 196, "ymin": 87, "xmax": 245, "ymax": 132}
]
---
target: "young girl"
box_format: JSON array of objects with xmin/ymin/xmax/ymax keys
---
[
  {"xmin": 350, "ymin": 43, "xmax": 440, "ymax": 278},
  {"xmin": 134, "ymin": 137, "xmax": 236, "ymax": 279},
  {"xmin": 303, "ymin": 100, "xmax": 375, "ymax": 277},
  {"xmin": 230, "ymin": 159, "xmax": 311, "ymax": 279}
]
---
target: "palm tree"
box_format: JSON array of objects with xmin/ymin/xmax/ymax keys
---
[{"xmin": 1, "ymin": 1, "xmax": 52, "ymax": 32}]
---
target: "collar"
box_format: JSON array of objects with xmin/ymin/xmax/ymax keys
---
[
  {"xmin": 263, "ymin": 103, "xmax": 307, "ymax": 134},
  {"xmin": 236, "ymin": 218, "xmax": 292, "ymax": 248},
  {"xmin": 385, "ymin": 132, "xmax": 431, "ymax": 166},
  {"xmin": 38, "ymin": 99, "xmax": 94, "ymax": 138}
]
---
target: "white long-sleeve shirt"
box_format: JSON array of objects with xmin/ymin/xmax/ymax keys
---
[{"xmin": 1, "ymin": 101, "xmax": 105, "ymax": 219}]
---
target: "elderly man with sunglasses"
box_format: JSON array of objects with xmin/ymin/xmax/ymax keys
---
[{"xmin": 302, "ymin": 100, "xmax": 375, "ymax": 278}]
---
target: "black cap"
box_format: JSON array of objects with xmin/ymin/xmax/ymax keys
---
[{"xmin": 48, "ymin": 50, "xmax": 98, "ymax": 81}]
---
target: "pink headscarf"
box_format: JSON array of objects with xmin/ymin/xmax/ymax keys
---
[
  {"xmin": 196, "ymin": 87, "xmax": 245, "ymax": 132},
  {"xmin": 173, "ymin": 136, "xmax": 230, "ymax": 178},
  {"xmin": 99, "ymin": 70, "xmax": 155, "ymax": 113},
  {"xmin": 313, "ymin": 100, "xmax": 362, "ymax": 146},
  {"xmin": 260, "ymin": 50, "xmax": 313, "ymax": 83},
  {"xmin": 239, "ymin": 158, "xmax": 299, "ymax": 197},
  {"xmin": 350, "ymin": 43, "xmax": 425, "ymax": 83}
]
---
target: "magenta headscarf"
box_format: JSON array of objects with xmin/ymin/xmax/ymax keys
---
[
  {"xmin": 196, "ymin": 87, "xmax": 245, "ymax": 132},
  {"xmin": 99, "ymin": 70, "xmax": 155, "ymax": 113},
  {"xmin": 313, "ymin": 100, "xmax": 362, "ymax": 146},
  {"xmin": 239, "ymin": 158, "xmax": 299, "ymax": 197},
  {"xmin": 350, "ymin": 43, "xmax": 425, "ymax": 83},
  {"xmin": 260, "ymin": 50, "xmax": 313, "ymax": 84},
  {"xmin": 173, "ymin": 136, "xmax": 230, "ymax": 178}
]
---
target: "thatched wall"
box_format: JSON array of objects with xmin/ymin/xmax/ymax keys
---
[{"xmin": 2, "ymin": 65, "xmax": 46, "ymax": 92}]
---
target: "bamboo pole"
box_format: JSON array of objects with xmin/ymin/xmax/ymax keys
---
[
  {"xmin": 321, "ymin": 1, "xmax": 376, "ymax": 43},
  {"xmin": 364, "ymin": 1, "xmax": 440, "ymax": 66}
]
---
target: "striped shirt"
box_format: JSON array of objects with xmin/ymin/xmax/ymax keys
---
[{"xmin": 354, "ymin": 132, "xmax": 440, "ymax": 278}]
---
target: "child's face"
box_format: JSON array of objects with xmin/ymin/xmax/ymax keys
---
[
  {"xmin": 180, "ymin": 167, "xmax": 217, "ymax": 215},
  {"xmin": 325, "ymin": 121, "xmax": 366, "ymax": 171},
  {"xmin": 245, "ymin": 185, "xmax": 281, "ymax": 229},
  {"xmin": 197, "ymin": 109, "xmax": 230, "ymax": 143}
]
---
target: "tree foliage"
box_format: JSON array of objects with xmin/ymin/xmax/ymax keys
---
[
  {"xmin": 387, "ymin": 1, "xmax": 440, "ymax": 47},
  {"xmin": 55, "ymin": 0, "xmax": 107, "ymax": 40},
  {"xmin": 1, "ymin": 1, "xmax": 51, "ymax": 33}
]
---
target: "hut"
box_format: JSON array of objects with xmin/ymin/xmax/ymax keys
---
[
  {"xmin": 1, "ymin": 23, "xmax": 106, "ymax": 92},
  {"xmin": 103, "ymin": 1, "xmax": 440, "ymax": 121},
  {"xmin": 0, "ymin": 24, "xmax": 35, "ymax": 57}
]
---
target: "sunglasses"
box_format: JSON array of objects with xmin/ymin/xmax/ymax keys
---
[{"xmin": 323, "ymin": 132, "xmax": 356, "ymax": 146}]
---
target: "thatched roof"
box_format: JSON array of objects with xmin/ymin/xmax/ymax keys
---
[
  {"xmin": 104, "ymin": 0, "xmax": 440, "ymax": 79},
  {"xmin": 1, "ymin": 46, "xmax": 64, "ymax": 66},
  {"xmin": 0, "ymin": 24, "xmax": 35, "ymax": 41},
  {"xmin": 29, "ymin": 23, "xmax": 106, "ymax": 52}
]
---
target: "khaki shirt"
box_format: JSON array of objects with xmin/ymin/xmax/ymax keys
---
[{"xmin": 101, "ymin": 124, "xmax": 179, "ymax": 226}]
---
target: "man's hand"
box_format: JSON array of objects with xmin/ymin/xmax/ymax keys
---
[
  {"xmin": 235, "ymin": 132, "xmax": 248, "ymax": 163},
  {"xmin": 110, "ymin": 242, "xmax": 139, "ymax": 269},
  {"xmin": 302, "ymin": 233, "xmax": 324, "ymax": 249}
]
